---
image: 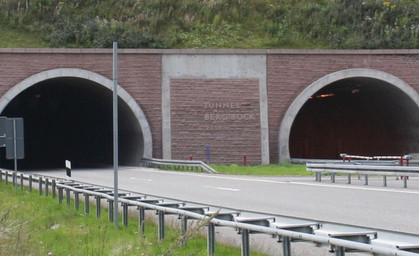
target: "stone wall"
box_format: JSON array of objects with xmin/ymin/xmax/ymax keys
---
[{"xmin": 171, "ymin": 78, "xmax": 261, "ymax": 164}]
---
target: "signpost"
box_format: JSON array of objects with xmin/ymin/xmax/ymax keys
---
[{"xmin": 113, "ymin": 41, "xmax": 119, "ymax": 229}]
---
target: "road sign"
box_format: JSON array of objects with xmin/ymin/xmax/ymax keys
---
[
  {"xmin": 5, "ymin": 118, "xmax": 25, "ymax": 160},
  {"xmin": 0, "ymin": 117, "xmax": 7, "ymax": 147}
]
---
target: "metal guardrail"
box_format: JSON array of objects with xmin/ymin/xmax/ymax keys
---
[
  {"xmin": 1, "ymin": 169, "xmax": 419, "ymax": 256},
  {"xmin": 306, "ymin": 163, "xmax": 419, "ymax": 188},
  {"xmin": 340, "ymin": 153, "xmax": 412, "ymax": 166},
  {"xmin": 293, "ymin": 154, "xmax": 413, "ymax": 166},
  {"xmin": 140, "ymin": 157, "xmax": 217, "ymax": 174}
]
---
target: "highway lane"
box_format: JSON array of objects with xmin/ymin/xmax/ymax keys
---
[{"xmin": 35, "ymin": 167, "xmax": 419, "ymax": 235}]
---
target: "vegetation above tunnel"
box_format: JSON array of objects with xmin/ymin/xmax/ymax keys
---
[{"xmin": 0, "ymin": 0, "xmax": 417, "ymax": 49}]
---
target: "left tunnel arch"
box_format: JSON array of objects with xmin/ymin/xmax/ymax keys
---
[{"xmin": 0, "ymin": 68, "xmax": 152, "ymax": 169}]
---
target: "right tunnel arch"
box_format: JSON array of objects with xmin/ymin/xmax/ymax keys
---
[{"xmin": 279, "ymin": 68, "xmax": 419, "ymax": 162}]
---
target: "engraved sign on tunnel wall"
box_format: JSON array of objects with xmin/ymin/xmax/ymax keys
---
[{"xmin": 171, "ymin": 79, "xmax": 261, "ymax": 164}]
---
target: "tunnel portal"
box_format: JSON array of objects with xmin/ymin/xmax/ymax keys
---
[
  {"xmin": 289, "ymin": 77, "xmax": 419, "ymax": 159},
  {"xmin": 0, "ymin": 77, "xmax": 144, "ymax": 169}
]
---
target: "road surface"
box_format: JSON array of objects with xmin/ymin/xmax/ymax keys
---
[{"xmin": 35, "ymin": 166, "xmax": 419, "ymax": 235}]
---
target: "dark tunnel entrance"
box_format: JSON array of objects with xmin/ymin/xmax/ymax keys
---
[
  {"xmin": 289, "ymin": 77, "xmax": 419, "ymax": 159},
  {"xmin": 0, "ymin": 77, "xmax": 144, "ymax": 169}
]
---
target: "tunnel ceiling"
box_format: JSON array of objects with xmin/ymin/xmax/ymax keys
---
[
  {"xmin": 0, "ymin": 77, "xmax": 144, "ymax": 170},
  {"xmin": 289, "ymin": 77, "xmax": 419, "ymax": 159}
]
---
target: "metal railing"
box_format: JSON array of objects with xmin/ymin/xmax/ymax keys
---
[
  {"xmin": 306, "ymin": 162, "xmax": 419, "ymax": 188},
  {"xmin": 340, "ymin": 153, "xmax": 412, "ymax": 165},
  {"xmin": 140, "ymin": 157, "xmax": 217, "ymax": 174},
  {"xmin": 1, "ymin": 169, "xmax": 419, "ymax": 256}
]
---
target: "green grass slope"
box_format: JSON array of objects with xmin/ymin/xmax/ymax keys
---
[
  {"xmin": 0, "ymin": 182, "xmax": 268, "ymax": 256},
  {"xmin": 0, "ymin": 25, "xmax": 49, "ymax": 48},
  {"xmin": 0, "ymin": 0, "xmax": 417, "ymax": 49}
]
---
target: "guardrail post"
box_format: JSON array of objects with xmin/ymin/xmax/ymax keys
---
[
  {"xmin": 58, "ymin": 187, "xmax": 63, "ymax": 204},
  {"xmin": 207, "ymin": 222, "xmax": 215, "ymax": 256},
  {"xmin": 39, "ymin": 177, "xmax": 43, "ymax": 195},
  {"xmin": 52, "ymin": 180, "xmax": 56, "ymax": 198},
  {"xmin": 20, "ymin": 174, "xmax": 24, "ymax": 190},
  {"xmin": 364, "ymin": 175, "xmax": 368, "ymax": 185},
  {"xmin": 12, "ymin": 172, "xmax": 16, "ymax": 187},
  {"xmin": 74, "ymin": 192, "xmax": 79, "ymax": 210},
  {"xmin": 181, "ymin": 215, "xmax": 188, "ymax": 236},
  {"xmin": 383, "ymin": 176, "xmax": 387, "ymax": 187},
  {"xmin": 66, "ymin": 189, "xmax": 71, "ymax": 206},
  {"xmin": 12, "ymin": 172, "xmax": 17, "ymax": 187},
  {"xmin": 334, "ymin": 246, "xmax": 345, "ymax": 256},
  {"xmin": 84, "ymin": 193, "xmax": 90, "ymax": 214},
  {"xmin": 29, "ymin": 175, "xmax": 32, "ymax": 191},
  {"xmin": 95, "ymin": 196, "xmax": 101, "ymax": 219},
  {"xmin": 282, "ymin": 236, "xmax": 291, "ymax": 256},
  {"xmin": 108, "ymin": 200, "xmax": 114, "ymax": 222},
  {"xmin": 318, "ymin": 172, "xmax": 322, "ymax": 182},
  {"xmin": 138, "ymin": 206, "xmax": 145, "ymax": 234},
  {"xmin": 5, "ymin": 171, "xmax": 8, "ymax": 184},
  {"xmin": 403, "ymin": 176, "xmax": 408, "ymax": 188},
  {"xmin": 241, "ymin": 228, "xmax": 250, "ymax": 256},
  {"xmin": 45, "ymin": 178, "xmax": 49, "ymax": 196},
  {"xmin": 158, "ymin": 210, "xmax": 165, "ymax": 240},
  {"xmin": 122, "ymin": 203, "xmax": 129, "ymax": 227},
  {"xmin": 331, "ymin": 173, "xmax": 336, "ymax": 183},
  {"xmin": 347, "ymin": 174, "xmax": 351, "ymax": 184}
]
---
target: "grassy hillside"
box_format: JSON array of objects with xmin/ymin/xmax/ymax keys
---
[
  {"xmin": 0, "ymin": 0, "xmax": 418, "ymax": 49},
  {"xmin": 0, "ymin": 25, "xmax": 48, "ymax": 47}
]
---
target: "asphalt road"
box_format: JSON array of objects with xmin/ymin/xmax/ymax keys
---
[{"xmin": 35, "ymin": 166, "xmax": 419, "ymax": 236}]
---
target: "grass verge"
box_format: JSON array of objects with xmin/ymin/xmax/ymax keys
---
[
  {"xmin": 0, "ymin": 182, "xmax": 268, "ymax": 256},
  {"xmin": 211, "ymin": 163, "xmax": 310, "ymax": 176}
]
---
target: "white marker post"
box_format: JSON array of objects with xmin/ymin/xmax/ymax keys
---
[{"xmin": 65, "ymin": 160, "xmax": 71, "ymax": 178}]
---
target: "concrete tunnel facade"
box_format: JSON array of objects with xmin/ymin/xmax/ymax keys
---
[{"xmin": 0, "ymin": 49, "xmax": 418, "ymax": 168}]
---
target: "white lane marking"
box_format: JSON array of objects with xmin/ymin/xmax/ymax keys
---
[
  {"xmin": 126, "ymin": 168, "xmax": 419, "ymax": 195},
  {"xmin": 130, "ymin": 177, "xmax": 152, "ymax": 182},
  {"xmin": 136, "ymin": 168, "xmax": 285, "ymax": 183},
  {"xmin": 202, "ymin": 185, "xmax": 240, "ymax": 192},
  {"xmin": 290, "ymin": 181, "xmax": 419, "ymax": 195}
]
